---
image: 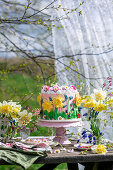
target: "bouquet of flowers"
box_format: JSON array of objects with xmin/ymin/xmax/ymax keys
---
[
  {"xmin": 82, "ymin": 89, "xmax": 108, "ymax": 143},
  {"xmin": 0, "ymin": 101, "xmax": 33, "ymax": 141}
]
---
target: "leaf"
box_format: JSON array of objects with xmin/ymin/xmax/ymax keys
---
[
  {"xmin": 49, "ymin": 97, "xmax": 52, "ymax": 101},
  {"xmin": 69, "ymin": 96, "xmax": 73, "ymax": 100},
  {"xmin": 64, "ymin": 95, "xmax": 68, "ymax": 100},
  {"xmin": 63, "ymin": 105, "xmax": 67, "ymax": 108}
]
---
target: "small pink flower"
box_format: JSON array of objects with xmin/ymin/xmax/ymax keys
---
[
  {"xmin": 52, "ymin": 85, "xmax": 59, "ymax": 92},
  {"xmin": 42, "ymin": 85, "xmax": 50, "ymax": 92},
  {"xmin": 107, "ymin": 77, "xmax": 111, "ymax": 80},
  {"xmin": 70, "ymin": 85, "xmax": 76, "ymax": 90},
  {"xmin": 103, "ymin": 83, "xmax": 106, "ymax": 87}
]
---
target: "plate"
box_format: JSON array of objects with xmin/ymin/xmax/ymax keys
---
[
  {"xmin": 38, "ymin": 118, "xmax": 81, "ymax": 123},
  {"xmin": 21, "ymin": 138, "xmax": 58, "ymax": 146},
  {"xmin": 74, "ymin": 143, "xmax": 92, "ymax": 151}
]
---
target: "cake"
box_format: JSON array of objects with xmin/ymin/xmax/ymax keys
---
[{"xmin": 37, "ymin": 85, "xmax": 81, "ymax": 120}]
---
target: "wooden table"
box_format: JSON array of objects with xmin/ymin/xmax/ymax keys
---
[{"xmin": 1, "ymin": 146, "xmax": 113, "ymax": 170}]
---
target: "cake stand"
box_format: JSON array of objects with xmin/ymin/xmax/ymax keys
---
[{"xmin": 37, "ymin": 119, "xmax": 83, "ymax": 145}]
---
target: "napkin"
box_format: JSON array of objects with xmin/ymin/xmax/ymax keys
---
[{"xmin": 0, "ymin": 147, "xmax": 46, "ymax": 169}]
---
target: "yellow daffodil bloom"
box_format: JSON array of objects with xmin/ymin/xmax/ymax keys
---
[
  {"xmin": 93, "ymin": 89, "xmax": 107, "ymax": 101},
  {"xmin": 0, "ymin": 104, "xmax": 12, "ymax": 115},
  {"xmin": 83, "ymin": 99, "xmax": 96, "ymax": 108},
  {"xmin": 108, "ymin": 98, "xmax": 113, "ymax": 107},
  {"xmin": 74, "ymin": 92, "xmax": 82, "ymax": 107},
  {"xmin": 37, "ymin": 93, "xmax": 42, "ymax": 106},
  {"xmin": 94, "ymin": 103, "xmax": 106, "ymax": 112},
  {"xmin": 42, "ymin": 98, "xmax": 53, "ymax": 112},
  {"xmin": 52, "ymin": 95, "xmax": 64, "ymax": 108},
  {"xmin": 96, "ymin": 145, "xmax": 106, "ymax": 154}
]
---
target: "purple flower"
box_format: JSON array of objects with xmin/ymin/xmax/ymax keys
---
[
  {"xmin": 71, "ymin": 108, "xmax": 74, "ymax": 111},
  {"xmin": 93, "ymin": 141, "xmax": 96, "ymax": 145},
  {"xmin": 65, "ymin": 110, "xmax": 68, "ymax": 114},
  {"xmin": 89, "ymin": 116, "xmax": 91, "ymax": 120},
  {"xmin": 82, "ymin": 130, "xmax": 86, "ymax": 135},
  {"xmin": 88, "ymin": 134, "xmax": 92, "ymax": 139},
  {"xmin": 68, "ymin": 115, "xmax": 71, "ymax": 119},
  {"xmin": 77, "ymin": 139, "xmax": 80, "ymax": 143},
  {"xmin": 82, "ymin": 134, "xmax": 87, "ymax": 139}
]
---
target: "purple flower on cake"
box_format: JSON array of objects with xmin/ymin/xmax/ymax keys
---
[
  {"xmin": 42, "ymin": 85, "xmax": 50, "ymax": 92},
  {"xmin": 68, "ymin": 115, "xmax": 71, "ymax": 119},
  {"xmin": 71, "ymin": 108, "xmax": 74, "ymax": 111},
  {"xmin": 52, "ymin": 85, "xmax": 60, "ymax": 92}
]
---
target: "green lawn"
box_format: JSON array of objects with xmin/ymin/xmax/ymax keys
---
[{"xmin": 0, "ymin": 72, "xmax": 67, "ymax": 169}]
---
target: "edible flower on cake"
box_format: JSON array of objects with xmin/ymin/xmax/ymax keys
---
[
  {"xmin": 42, "ymin": 98, "xmax": 53, "ymax": 112},
  {"xmin": 52, "ymin": 95, "xmax": 64, "ymax": 108},
  {"xmin": 58, "ymin": 116, "xmax": 64, "ymax": 120},
  {"xmin": 37, "ymin": 93, "xmax": 42, "ymax": 106},
  {"xmin": 74, "ymin": 92, "xmax": 82, "ymax": 107}
]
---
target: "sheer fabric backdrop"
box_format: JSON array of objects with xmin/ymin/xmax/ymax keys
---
[{"xmin": 52, "ymin": 0, "xmax": 113, "ymax": 146}]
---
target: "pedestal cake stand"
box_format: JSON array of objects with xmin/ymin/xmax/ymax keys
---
[{"xmin": 37, "ymin": 119, "xmax": 83, "ymax": 145}]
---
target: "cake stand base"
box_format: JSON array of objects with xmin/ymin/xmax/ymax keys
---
[
  {"xmin": 37, "ymin": 119, "xmax": 83, "ymax": 145},
  {"xmin": 53, "ymin": 127, "xmax": 71, "ymax": 145}
]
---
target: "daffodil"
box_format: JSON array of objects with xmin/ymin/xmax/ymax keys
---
[
  {"xmin": 74, "ymin": 92, "xmax": 82, "ymax": 107},
  {"xmin": 52, "ymin": 95, "xmax": 64, "ymax": 108},
  {"xmin": 18, "ymin": 110, "xmax": 32, "ymax": 126},
  {"xmin": 42, "ymin": 98, "xmax": 53, "ymax": 112},
  {"xmin": 96, "ymin": 145, "xmax": 106, "ymax": 154},
  {"xmin": 108, "ymin": 98, "xmax": 113, "ymax": 107},
  {"xmin": 37, "ymin": 93, "xmax": 42, "ymax": 106},
  {"xmin": 94, "ymin": 103, "xmax": 106, "ymax": 112},
  {"xmin": 83, "ymin": 99, "xmax": 96, "ymax": 108},
  {"xmin": 93, "ymin": 89, "xmax": 107, "ymax": 101}
]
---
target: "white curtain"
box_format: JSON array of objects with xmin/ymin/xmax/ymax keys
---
[{"xmin": 52, "ymin": 0, "xmax": 113, "ymax": 95}]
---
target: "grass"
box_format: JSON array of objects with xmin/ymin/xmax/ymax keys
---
[{"xmin": 0, "ymin": 62, "xmax": 67, "ymax": 169}]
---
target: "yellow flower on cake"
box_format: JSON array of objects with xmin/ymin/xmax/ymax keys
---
[
  {"xmin": 52, "ymin": 95, "xmax": 64, "ymax": 108},
  {"xmin": 96, "ymin": 145, "xmax": 107, "ymax": 154},
  {"xmin": 93, "ymin": 89, "xmax": 107, "ymax": 101},
  {"xmin": 74, "ymin": 92, "xmax": 82, "ymax": 107},
  {"xmin": 42, "ymin": 98, "xmax": 53, "ymax": 112},
  {"xmin": 94, "ymin": 103, "xmax": 106, "ymax": 112},
  {"xmin": 37, "ymin": 93, "xmax": 42, "ymax": 106}
]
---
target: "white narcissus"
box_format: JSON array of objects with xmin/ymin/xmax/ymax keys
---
[
  {"xmin": 92, "ymin": 89, "xmax": 107, "ymax": 101},
  {"xmin": 18, "ymin": 110, "xmax": 32, "ymax": 126}
]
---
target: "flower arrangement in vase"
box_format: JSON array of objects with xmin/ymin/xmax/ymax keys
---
[
  {"xmin": 0, "ymin": 101, "xmax": 33, "ymax": 142},
  {"xmin": 81, "ymin": 89, "xmax": 108, "ymax": 144}
]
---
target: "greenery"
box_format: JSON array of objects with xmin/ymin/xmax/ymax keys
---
[{"xmin": 0, "ymin": 60, "xmax": 68, "ymax": 169}]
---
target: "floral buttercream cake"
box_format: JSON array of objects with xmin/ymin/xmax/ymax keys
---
[{"xmin": 37, "ymin": 85, "xmax": 81, "ymax": 120}]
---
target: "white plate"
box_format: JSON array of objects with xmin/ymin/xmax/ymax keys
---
[
  {"xmin": 21, "ymin": 139, "xmax": 58, "ymax": 146},
  {"xmin": 38, "ymin": 118, "xmax": 81, "ymax": 123}
]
